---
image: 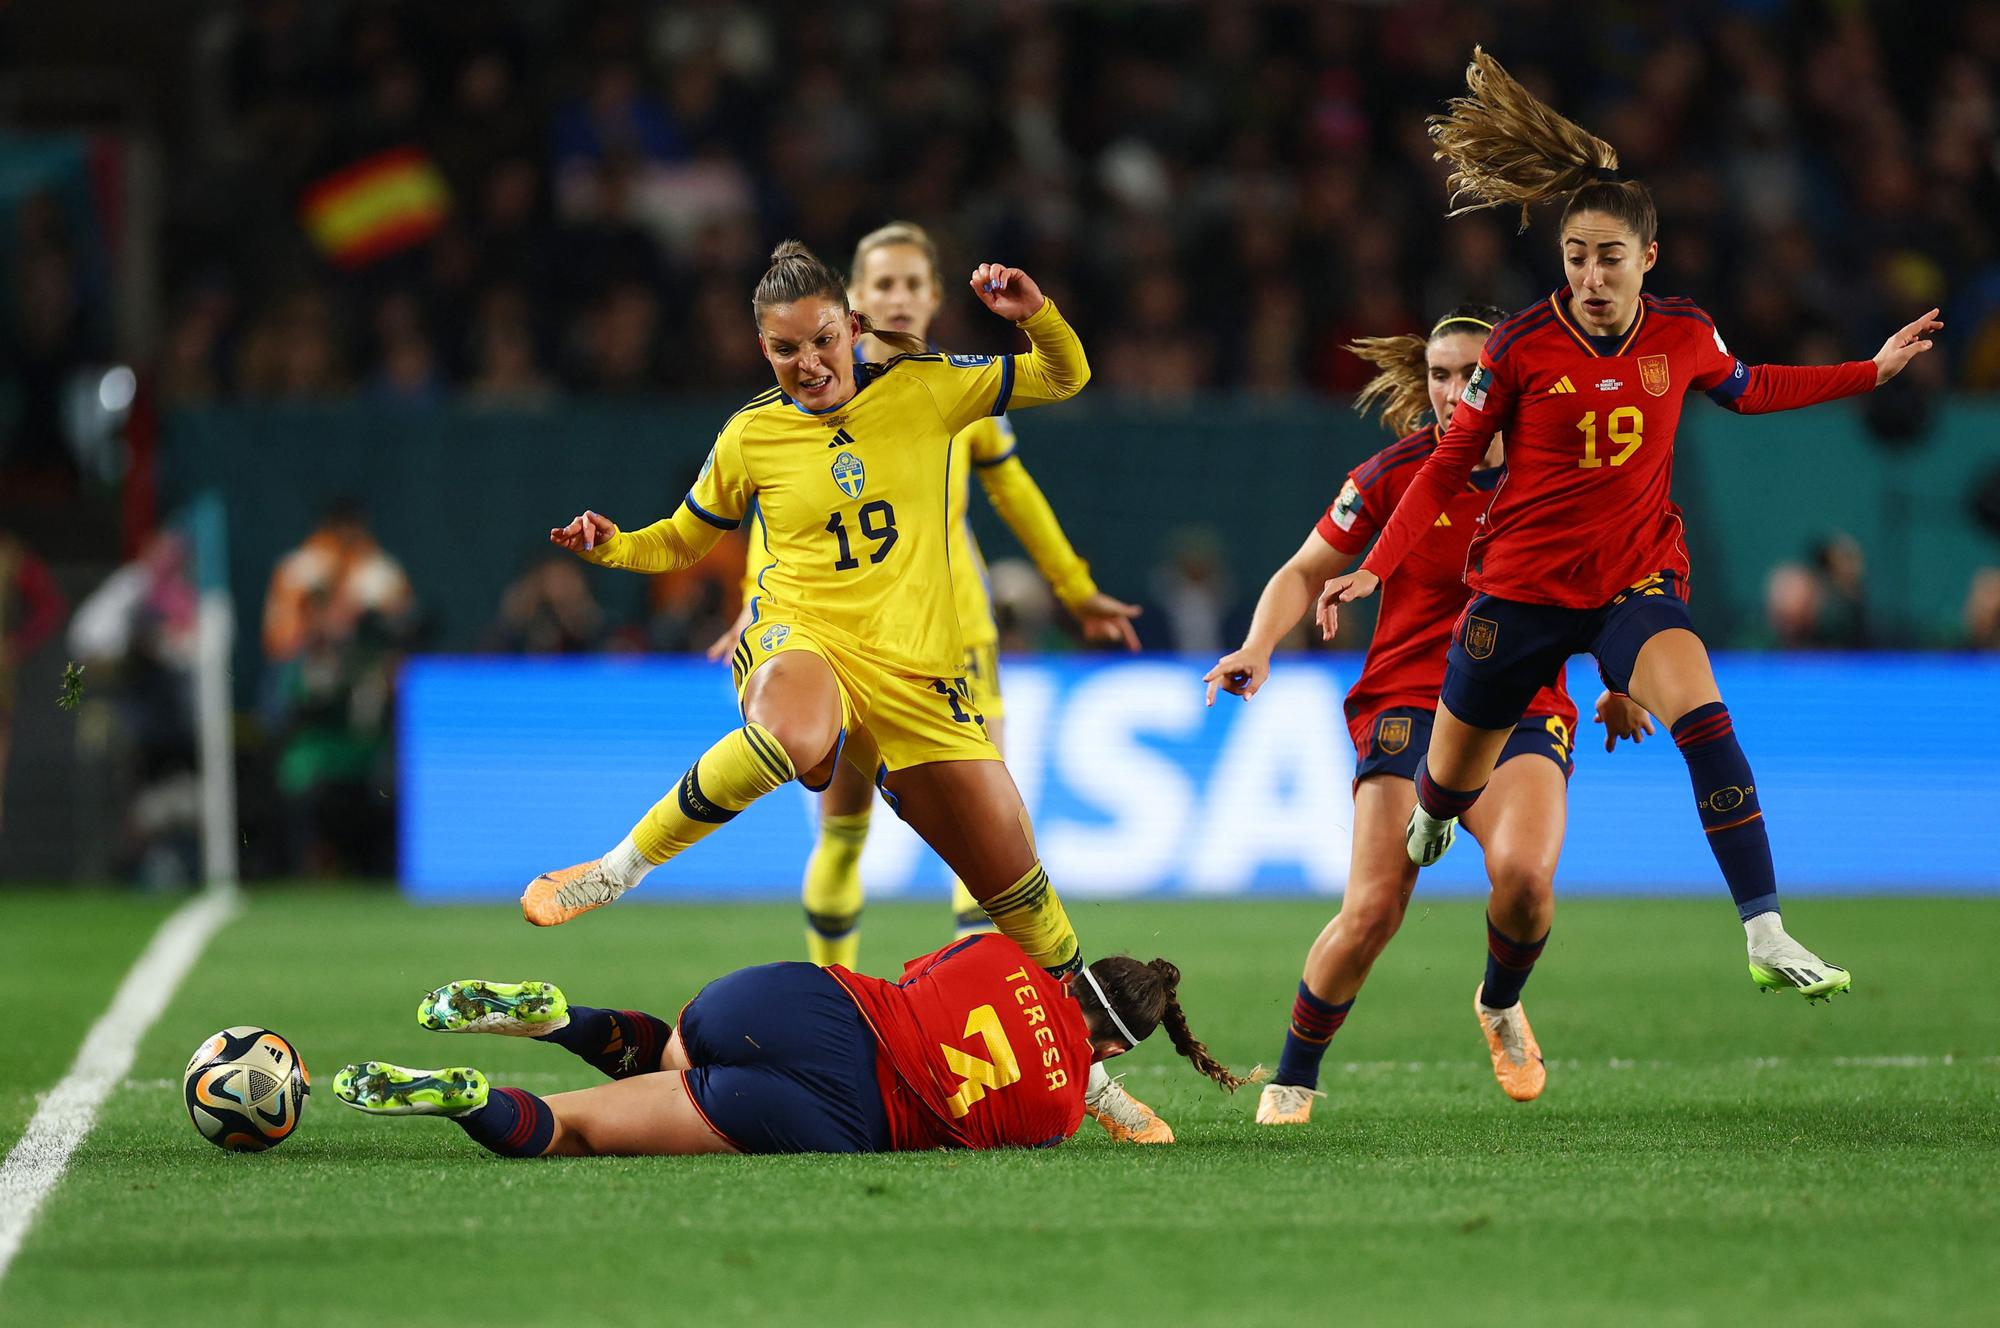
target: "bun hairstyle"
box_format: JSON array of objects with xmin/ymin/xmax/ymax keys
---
[
  {"xmin": 752, "ymin": 240, "xmax": 927, "ymax": 357},
  {"xmin": 1347, "ymin": 302, "xmax": 1509, "ymax": 435},
  {"xmin": 1426, "ymin": 47, "xmax": 1658, "ymax": 247},
  {"xmin": 1076, "ymin": 956, "xmax": 1254, "ymax": 1091}
]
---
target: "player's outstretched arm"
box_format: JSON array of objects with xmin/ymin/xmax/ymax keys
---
[
  {"xmin": 548, "ymin": 506, "xmax": 724, "ymax": 574},
  {"xmin": 1872, "ymin": 308, "xmax": 1943, "ymax": 385},
  {"xmin": 1206, "ymin": 531, "xmax": 1348, "ymax": 704},
  {"xmin": 1716, "ymin": 309, "xmax": 1943, "ymax": 415},
  {"xmin": 1592, "ymin": 689, "xmax": 1657, "ymax": 753},
  {"xmin": 969, "ymin": 263, "xmax": 1090, "ymax": 407}
]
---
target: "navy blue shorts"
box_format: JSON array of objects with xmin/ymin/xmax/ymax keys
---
[
  {"xmin": 678, "ymin": 962, "xmax": 892, "ymax": 1155},
  {"xmin": 1354, "ymin": 707, "xmax": 1574, "ymax": 784},
  {"xmin": 1440, "ymin": 572, "xmax": 1694, "ymax": 731}
]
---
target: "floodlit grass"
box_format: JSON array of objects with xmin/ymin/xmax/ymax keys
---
[{"xmin": 3, "ymin": 890, "xmax": 1996, "ymax": 1325}]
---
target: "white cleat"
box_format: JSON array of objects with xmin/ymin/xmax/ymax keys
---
[
  {"xmin": 1404, "ymin": 805, "xmax": 1457, "ymax": 867},
  {"xmin": 1255, "ymin": 1082, "xmax": 1324, "ymax": 1126},
  {"xmin": 1746, "ymin": 923, "xmax": 1852, "ymax": 1002}
]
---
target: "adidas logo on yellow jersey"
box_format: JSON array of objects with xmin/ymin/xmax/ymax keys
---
[{"xmin": 1547, "ymin": 376, "xmax": 1578, "ymax": 394}]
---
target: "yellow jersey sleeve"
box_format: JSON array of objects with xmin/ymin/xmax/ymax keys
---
[
  {"xmin": 967, "ymin": 417, "xmax": 1099, "ymax": 613},
  {"xmin": 895, "ymin": 298, "xmax": 1091, "ymax": 436},
  {"xmin": 584, "ymin": 426, "xmax": 751, "ymax": 574}
]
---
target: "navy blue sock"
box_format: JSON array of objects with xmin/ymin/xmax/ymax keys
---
[
  {"xmin": 456, "ymin": 1086, "xmax": 556, "ymax": 1158},
  {"xmin": 1416, "ymin": 761, "xmax": 1485, "ymax": 820},
  {"xmin": 1480, "ymin": 917, "xmax": 1548, "ymax": 1010},
  {"xmin": 1274, "ymin": 982, "xmax": 1353, "ymax": 1090},
  {"xmin": 538, "ymin": 1006, "xmax": 671, "ymax": 1080},
  {"xmin": 1671, "ymin": 702, "xmax": 1779, "ymax": 921}
]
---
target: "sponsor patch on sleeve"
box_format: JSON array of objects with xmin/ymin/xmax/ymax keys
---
[
  {"xmin": 1330, "ymin": 477, "xmax": 1365, "ymax": 531},
  {"xmin": 1461, "ymin": 363, "xmax": 1491, "ymax": 411}
]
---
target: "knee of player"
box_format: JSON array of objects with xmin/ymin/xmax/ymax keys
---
[
  {"xmin": 1484, "ymin": 845, "xmax": 1556, "ymax": 902},
  {"xmin": 1337, "ymin": 899, "xmax": 1405, "ymax": 958},
  {"xmin": 755, "ymin": 715, "xmax": 842, "ymax": 779}
]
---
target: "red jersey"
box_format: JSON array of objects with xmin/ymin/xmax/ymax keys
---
[
  {"xmin": 830, "ymin": 934, "xmax": 1091, "ymax": 1151},
  {"xmin": 1359, "ymin": 291, "xmax": 1877, "ymax": 609},
  {"xmin": 1318, "ymin": 427, "xmax": 1575, "ymax": 746}
]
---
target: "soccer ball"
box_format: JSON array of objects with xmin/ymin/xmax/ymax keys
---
[{"xmin": 182, "ymin": 1027, "xmax": 310, "ymax": 1152}]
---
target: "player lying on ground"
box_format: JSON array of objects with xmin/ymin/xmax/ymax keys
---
[
  {"xmin": 1208, "ymin": 306, "xmax": 1651, "ymax": 1123},
  {"xmin": 333, "ymin": 933, "xmax": 1249, "ymax": 1156},
  {"xmin": 1318, "ymin": 49, "xmax": 1942, "ymax": 1001},
  {"xmin": 532, "ymin": 243, "xmax": 1092, "ymax": 985}
]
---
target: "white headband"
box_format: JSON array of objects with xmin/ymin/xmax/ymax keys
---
[{"xmin": 1080, "ymin": 965, "xmax": 1142, "ymax": 1047}]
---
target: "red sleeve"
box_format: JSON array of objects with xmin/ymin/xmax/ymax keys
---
[
  {"xmin": 1714, "ymin": 361, "xmax": 1878, "ymax": 415},
  {"xmin": 1689, "ymin": 313, "xmax": 1877, "ymax": 415},
  {"xmin": 1359, "ymin": 361, "xmax": 1505, "ymax": 582},
  {"xmin": 8, "ymin": 553, "xmax": 66, "ymax": 659},
  {"xmin": 1314, "ymin": 472, "xmax": 1380, "ymax": 555}
]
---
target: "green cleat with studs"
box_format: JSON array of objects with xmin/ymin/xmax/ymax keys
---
[
  {"xmin": 416, "ymin": 979, "xmax": 570, "ymax": 1037},
  {"xmin": 333, "ymin": 1062, "xmax": 490, "ymax": 1116}
]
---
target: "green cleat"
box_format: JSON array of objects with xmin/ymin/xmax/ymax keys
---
[
  {"xmin": 333, "ymin": 1062, "xmax": 490, "ymax": 1116},
  {"xmin": 1749, "ymin": 960, "xmax": 1853, "ymax": 1002},
  {"xmin": 1745, "ymin": 916, "xmax": 1852, "ymax": 1002},
  {"xmin": 417, "ymin": 979, "xmax": 570, "ymax": 1037}
]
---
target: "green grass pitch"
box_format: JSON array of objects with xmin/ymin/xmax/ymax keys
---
[{"xmin": 3, "ymin": 889, "xmax": 1997, "ymax": 1326}]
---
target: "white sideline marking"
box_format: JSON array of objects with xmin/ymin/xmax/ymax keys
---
[{"xmin": 0, "ymin": 888, "xmax": 239, "ymax": 1285}]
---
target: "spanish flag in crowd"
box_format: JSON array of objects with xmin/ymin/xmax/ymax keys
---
[{"xmin": 299, "ymin": 146, "xmax": 450, "ymax": 268}]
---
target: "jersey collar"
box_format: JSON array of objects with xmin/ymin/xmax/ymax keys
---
[{"xmin": 1547, "ymin": 289, "xmax": 1646, "ymax": 358}]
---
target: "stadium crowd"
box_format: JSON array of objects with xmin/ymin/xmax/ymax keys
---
[{"xmin": 4, "ymin": 0, "xmax": 1996, "ymax": 421}]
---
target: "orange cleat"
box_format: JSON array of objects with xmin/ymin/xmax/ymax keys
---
[
  {"xmin": 521, "ymin": 860, "xmax": 628, "ymax": 927},
  {"xmin": 1084, "ymin": 1071, "xmax": 1175, "ymax": 1144},
  {"xmin": 1474, "ymin": 984, "xmax": 1546, "ymax": 1102},
  {"xmin": 1255, "ymin": 1082, "xmax": 1323, "ymax": 1125}
]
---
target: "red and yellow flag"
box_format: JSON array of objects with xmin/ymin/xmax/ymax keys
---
[{"xmin": 299, "ymin": 146, "xmax": 449, "ymax": 268}]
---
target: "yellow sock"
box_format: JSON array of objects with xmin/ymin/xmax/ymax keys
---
[
  {"xmin": 630, "ymin": 724, "xmax": 796, "ymax": 864},
  {"xmin": 948, "ymin": 876, "xmax": 994, "ymax": 940},
  {"xmin": 977, "ymin": 861, "xmax": 1080, "ymax": 979},
  {"xmin": 804, "ymin": 810, "xmax": 869, "ymax": 968}
]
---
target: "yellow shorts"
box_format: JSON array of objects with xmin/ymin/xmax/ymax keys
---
[
  {"xmin": 961, "ymin": 638, "xmax": 1005, "ymax": 722},
  {"xmin": 730, "ymin": 619, "xmax": 996, "ymax": 777}
]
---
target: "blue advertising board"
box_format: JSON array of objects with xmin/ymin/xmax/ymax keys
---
[{"xmin": 400, "ymin": 654, "xmax": 2000, "ymax": 900}]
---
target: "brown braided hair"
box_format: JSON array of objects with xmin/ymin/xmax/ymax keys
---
[
  {"xmin": 1076, "ymin": 956, "xmax": 1254, "ymax": 1092},
  {"xmin": 752, "ymin": 240, "xmax": 928, "ymax": 357},
  {"xmin": 1426, "ymin": 47, "xmax": 1657, "ymax": 245},
  {"xmin": 1347, "ymin": 303, "xmax": 1508, "ymax": 435}
]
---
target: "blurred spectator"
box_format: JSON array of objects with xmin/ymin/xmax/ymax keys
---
[
  {"xmin": 0, "ymin": 530, "xmax": 67, "ymax": 834},
  {"xmin": 66, "ymin": 532, "xmax": 201, "ymax": 886},
  {"xmin": 645, "ymin": 530, "xmax": 748, "ymax": 652},
  {"xmin": 1963, "ymin": 568, "xmax": 2000, "ymax": 650},
  {"xmin": 1146, "ymin": 527, "xmax": 1236, "ymax": 655},
  {"xmin": 1754, "ymin": 536, "xmax": 1872, "ymax": 651},
  {"xmin": 989, "ymin": 558, "xmax": 1066, "ymax": 655},
  {"xmin": 486, "ymin": 555, "xmax": 607, "ymax": 654},
  {"xmin": 263, "ymin": 497, "xmax": 415, "ymax": 662},
  {"xmin": 262, "ymin": 499, "xmax": 416, "ymax": 873}
]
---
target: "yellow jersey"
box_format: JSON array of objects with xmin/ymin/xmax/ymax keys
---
[
  {"xmin": 581, "ymin": 299, "xmax": 1090, "ymax": 678},
  {"xmin": 739, "ymin": 396, "xmax": 1101, "ymax": 652}
]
